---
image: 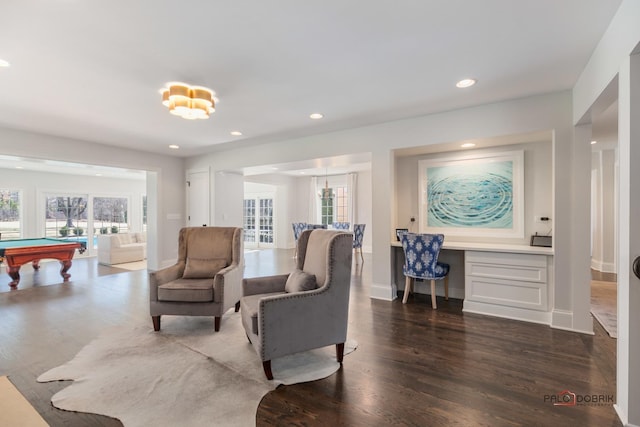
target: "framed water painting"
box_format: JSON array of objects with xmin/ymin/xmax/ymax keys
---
[{"xmin": 419, "ymin": 151, "xmax": 524, "ymax": 238}]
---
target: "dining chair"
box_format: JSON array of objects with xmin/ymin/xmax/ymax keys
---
[
  {"xmin": 307, "ymin": 224, "xmax": 328, "ymax": 229},
  {"xmin": 352, "ymin": 224, "xmax": 365, "ymax": 263},
  {"xmin": 332, "ymin": 222, "xmax": 350, "ymax": 230},
  {"xmin": 400, "ymin": 232, "xmax": 449, "ymax": 309},
  {"xmin": 292, "ymin": 222, "xmax": 308, "ymax": 258}
]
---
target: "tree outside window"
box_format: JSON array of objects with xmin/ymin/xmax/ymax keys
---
[
  {"xmin": 46, "ymin": 196, "xmax": 88, "ymax": 237},
  {"xmin": 0, "ymin": 189, "xmax": 21, "ymax": 239}
]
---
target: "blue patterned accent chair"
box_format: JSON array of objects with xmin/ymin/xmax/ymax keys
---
[
  {"xmin": 292, "ymin": 222, "xmax": 308, "ymax": 258},
  {"xmin": 400, "ymin": 233, "xmax": 450, "ymax": 309},
  {"xmin": 292, "ymin": 222, "xmax": 308, "ymax": 242},
  {"xmin": 352, "ymin": 224, "xmax": 366, "ymax": 263},
  {"xmin": 307, "ymin": 224, "xmax": 328, "ymax": 230},
  {"xmin": 332, "ymin": 222, "xmax": 350, "ymax": 230}
]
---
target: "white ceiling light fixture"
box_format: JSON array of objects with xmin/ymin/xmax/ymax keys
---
[
  {"xmin": 0, "ymin": 59, "xmax": 10, "ymax": 68},
  {"xmin": 161, "ymin": 82, "xmax": 216, "ymax": 120},
  {"xmin": 230, "ymin": 131, "xmax": 242, "ymax": 136},
  {"xmin": 456, "ymin": 78, "xmax": 477, "ymax": 88},
  {"xmin": 591, "ymin": 140, "xmax": 597, "ymax": 145},
  {"xmin": 309, "ymin": 113, "xmax": 324, "ymax": 120},
  {"xmin": 461, "ymin": 142, "xmax": 476, "ymax": 148},
  {"xmin": 169, "ymin": 144, "xmax": 180, "ymax": 149}
]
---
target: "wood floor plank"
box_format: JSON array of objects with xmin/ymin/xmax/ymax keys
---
[{"xmin": 0, "ymin": 252, "xmax": 621, "ymax": 426}]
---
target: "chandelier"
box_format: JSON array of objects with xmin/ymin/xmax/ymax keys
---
[
  {"xmin": 320, "ymin": 168, "xmax": 334, "ymax": 200},
  {"xmin": 161, "ymin": 82, "xmax": 216, "ymax": 120}
]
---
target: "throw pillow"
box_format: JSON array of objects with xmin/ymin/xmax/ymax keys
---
[
  {"xmin": 285, "ymin": 269, "xmax": 317, "ymax": 293},
  {"xmin": 183, "ymin": 258, "xmax": 227, "ymax": 279}
]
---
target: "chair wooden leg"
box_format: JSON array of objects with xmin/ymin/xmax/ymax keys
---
[
  {"xmin": 430, "ymin": 279, "xmax": 437, "ymax": 309},
  {"xmin": 152, "ymin": 315, "xmax": 161, "ymax": 331},
  {"xmin": 402, "ymin": 276, "xmax": 412, "ymax": 304},
  {"xmin": 235, "ymin": 301, "xmax": 240, "ymax": 312},
  {"xmin": 263, "ymin": 360, "xmax": 274, "ymax": 380},
  {"xmin": 359, "ymin": 248, "xmax": 364, "ymax": 263},
  {"xmin": 444, "ymin": 276, "xmax": 449, "ymax": 300},
  {"xmin": 214, "ymin": 317, "xmax": 221, "ymax": 332},
  {"xmin": 336, "ymin": 343, "xmax": 345, "ymax": 363}
]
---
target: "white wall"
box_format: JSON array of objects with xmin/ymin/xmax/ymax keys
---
[
  {"xmin": 0, "ymin": 127, "xmax": 185, "ymax": 269},
  {"xmin": 395, "ymin": 141, "xmax": 553, "ymax": 246},
  {"xmin": 572, "ymin": 1, "xmax": 640, "ymax": 423},
  {"xmin": 355, "ymin": 170, "xmax": 372, "ymax": 252},
  {"xmin": 213, "ymin": 171, "xmax": 244, "ymax": 227},
  {"xmin": 185, "ymin": 91, "xmax": 577, "ymax": 323},
  {"xmin": 246, "ymin": 171, "xmax": 373, "ymax": 251},
  {"xmin": 0, "ymin": 168, "xmax": 146, "ymax": 241},
  {"xmin": 591, "ymin": 149, "xmax": 617, "ymax": 273},
  {"xmin": 244, "ymin": 177, "xmax": 294, "ymax": 248}
]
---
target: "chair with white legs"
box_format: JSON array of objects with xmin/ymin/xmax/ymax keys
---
[{"xmin": 400, "ymin": 233, "xmax": 449, "ymax": 309}]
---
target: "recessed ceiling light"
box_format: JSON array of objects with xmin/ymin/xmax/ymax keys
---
[
  {"xmin": 230, "ymin": 131, "xmax": 242, "ymax": 136},
  {"xmin": 456, "ymin": 78, "xmax": 476, "ymax": 88},
  {"xmin": 271, "ymin": 167, "xmax": 279, "ymax": 170},
  {"xmin": 95, "ymin": 173, "xmax": 103, "ymax": 177},
  {"xmin": 15, "ymin": 166, "xmax": 23, "ymax": 169},
  {"xmin": 0, "ymin": 59, "xmax": 10, "ymax": 68},
  {"xmin": 300, "ymin": 171, "xmax": 306, "ymax": 174},
  {"xmin": 169, "ymin": 144, "xmax": 180, "ymax": 149},
  {"xmin": 591, "ymin": 140, "xmax": 597, "ymax": 145},
  {"xmin": 309, "ymin": 113, "xmax": 324, "ymax": 120},
  {"xmin": 461, "ymin": 143, "xmax": 476, "ymax": 148}
]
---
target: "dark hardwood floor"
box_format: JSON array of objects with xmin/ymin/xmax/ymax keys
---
[{"xmin": 0, "ymin": 253, "xmax": 620, "ymax": 426}]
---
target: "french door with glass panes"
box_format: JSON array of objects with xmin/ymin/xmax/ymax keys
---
[{"xmin": 243, "ymin": 194, "xmax": 275, "ymax": 248}]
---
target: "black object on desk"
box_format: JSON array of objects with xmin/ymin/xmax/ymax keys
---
[
  {"xmin": 395, "ymin": 228, "xmax": 408, "ymax": 241},
  {"xmin": 530, "ymin": 233, "xmax": 552, "ymax": 247}
]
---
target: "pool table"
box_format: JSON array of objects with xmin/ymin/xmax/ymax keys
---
[{"xmin": 0, "ymin": 238, "xmax": 87, "ymax": 288}]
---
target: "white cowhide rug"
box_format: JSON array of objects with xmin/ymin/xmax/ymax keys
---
[{"xmin": 38, "ymin": 312, "xmax": 356, "ymax": 427}]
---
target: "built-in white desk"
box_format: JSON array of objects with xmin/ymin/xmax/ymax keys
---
[{"xmin": 391, "ymin": 241, "xmax": 555, "ymax": 325}]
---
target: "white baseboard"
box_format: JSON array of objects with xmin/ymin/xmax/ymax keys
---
[
  {"xmin": 549, "ymin": 309, "xmax": 594, "ymax": 334},
  {"xmin": 370, "ymin": 282, "xmax": 398, "ymax": 301},
  {"xmin": 614, "ymin": 404, "xmax": 637, "ymax": 427},
  {"xmin": 591, "ymin": 259, "xmax": 617, "ymax": 273},
  {"xmin": 463, "ymin": 300, "xmax": 551, "ymax": 325}
]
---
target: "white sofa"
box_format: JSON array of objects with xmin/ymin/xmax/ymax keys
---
[{"xmin": 97, "ymin": 232, "xmax": 147, "ymax": 265}]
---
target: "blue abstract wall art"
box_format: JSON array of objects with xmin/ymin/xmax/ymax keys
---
[
  {"xmin": 427, "ymin": 160, "xmax": 513, "ymax": 228},
  {"xmin": 419, "ymin": 151, "xmax": 524, "ymax": 238}
]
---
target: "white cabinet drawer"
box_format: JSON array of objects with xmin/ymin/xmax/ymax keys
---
[
  {"xmin": 465, "ymin": 276, "xmax": 548, "ymax": 311},
  {"xmin": 464, "ymin": 250, "xmax": 550, "ymax": 313}
]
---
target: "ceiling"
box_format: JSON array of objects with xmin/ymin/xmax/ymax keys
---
[{"xmin": 0, "ymin": 1, "xmax": 622, "ymax": 161}]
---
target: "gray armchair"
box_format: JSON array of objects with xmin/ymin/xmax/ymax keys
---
[
  {"xmin": 240, "ymin": 229, "xmax": 353, "ymax": 380},
  {"xmin": 149, "ymin": 226, "xmax": 243, "ymax": 332}
]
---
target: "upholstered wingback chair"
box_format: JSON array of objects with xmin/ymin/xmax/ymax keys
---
[
  {"xmin": 149, "ymin": 226, "xmax": 243, "ymax": 332},
  {"xmin": 240, "ymin": 229, "xmax": 353, "ymax": 380}
]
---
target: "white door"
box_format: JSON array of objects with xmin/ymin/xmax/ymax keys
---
[
  {"xmin": 243, "ymin": 194, "xmax": 275, "ymax": 248},
  {"xmin": 187, "ymin": 170, "xmax": 209, "ymax": 227},
  {"xmin": 617, "ymin": 52, "xmax": 640, "ymax": 424}
]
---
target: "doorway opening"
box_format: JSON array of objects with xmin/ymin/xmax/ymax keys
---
[{"xmin": 243, "ymin": 191, "xmax": 275, "ymax": 249}]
